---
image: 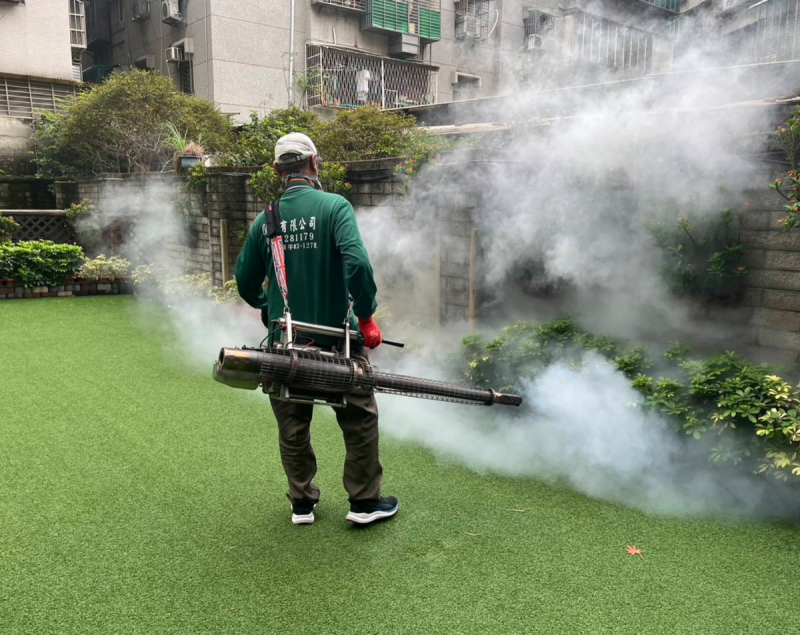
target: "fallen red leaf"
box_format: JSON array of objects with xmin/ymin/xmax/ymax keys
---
[{"xmin": 626, "ymin": 546, "xmax": 644, "ymax": 558}]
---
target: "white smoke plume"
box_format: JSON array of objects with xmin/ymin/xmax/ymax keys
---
[{"xmin": 357, "ymin": 59, "xmax": 800, "ymax": 520}]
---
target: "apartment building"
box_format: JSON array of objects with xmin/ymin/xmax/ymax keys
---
[{"xmin": 0, "ymin": 0, "xmax": 85, "ymax": 168}]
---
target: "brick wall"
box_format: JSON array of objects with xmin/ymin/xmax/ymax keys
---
[
  {"xmin": 741, "ymin": 188, "xmax": 800, "ymax": 359},
  {"xmin": 0, "ymin": 176, "xmax": 56, "ymax": 210}
]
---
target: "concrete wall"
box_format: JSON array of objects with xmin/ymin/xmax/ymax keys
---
[{"xmin": 0, "ymin": 0, "xmax": 74, "ymax": 81}]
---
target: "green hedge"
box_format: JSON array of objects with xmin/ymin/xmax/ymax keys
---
[
  {"xmin": 0, "ymin": 241, "xmax": 85, "ymax": 287},
  {"xmin": 461, "ymin": 318, "xmax": 800, "ymax": 482}
]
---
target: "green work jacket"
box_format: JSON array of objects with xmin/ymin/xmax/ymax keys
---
[{"xmin": 235, "ymin": 183, "xmax": 378, "ymax": 347}]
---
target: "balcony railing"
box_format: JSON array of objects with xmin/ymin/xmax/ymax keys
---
[
  {"xmin": 306, "ymin": 45, "xmax": 437, "ymax": 109},
  {"xmin": 566, "ymin": 11, "xmax": 653, "ymax": 75}
]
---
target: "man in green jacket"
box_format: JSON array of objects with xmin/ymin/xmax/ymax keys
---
[{"xmin": 235, "ymin": 132, "xmax": 398, "ymax": 526}]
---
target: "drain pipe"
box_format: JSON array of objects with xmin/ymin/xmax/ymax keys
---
[{"xmin": 288, "ymin": 0, "xmax": 296, "ymax": 106}]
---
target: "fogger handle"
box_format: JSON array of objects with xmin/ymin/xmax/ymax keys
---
[{"xmin": 382, "ymin": 339, "xmax": 405, "ymax": 349}]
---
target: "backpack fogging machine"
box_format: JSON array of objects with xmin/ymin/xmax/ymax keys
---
[{"xmin": 212, "ymin": 200, "xmax": 523, "ymax": 409}]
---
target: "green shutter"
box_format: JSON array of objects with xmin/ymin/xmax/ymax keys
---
[{"xmin": 419, "ymin": 7, "xmax": 441, "ymax": 40}]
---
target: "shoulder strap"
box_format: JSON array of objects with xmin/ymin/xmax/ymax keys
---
[{"xmin": 266, "ymin": 199, "xmax": 282, "ymax": 238}]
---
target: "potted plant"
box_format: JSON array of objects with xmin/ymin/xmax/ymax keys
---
[
  {"xmin": 0, "ymin": 215, "xmax": 20, "ymax": 243},
  {"xmin": 166, "ymin": 122, "xmax": 205, "ymax": 173}
]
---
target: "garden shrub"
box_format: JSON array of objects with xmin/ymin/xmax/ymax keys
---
[
  {"xmin": 0, "ymin": 216, "xmax": 21, "ymax": 241},
  {"xmin": 132, "ymin": 266, "xmax": 241, "ymax": 305},
  {"xmin": 461, "ymin": 317, "xmax": 800, "ymax": 481},
  {"xmin": 649, "ymin": 209, "xmax": 747, "ymax": 301},
  {"xmin": 223, "ymin": 108, "xmax": 319, "ymax": 167},
  {"xmin": 77, "ymin": 255, "xmax": 131, "ymax": 281},
  {"xmin": 65, "ymin": 199, "xmax": 101, "ymax": 247},
  {"xmin": 0, "ymin": 241, "xmax": 84, "ymax": 286}
]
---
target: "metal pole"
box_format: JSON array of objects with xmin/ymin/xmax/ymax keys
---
[{"xmin": 289, "ymin": 0, "xmax": 296, "ymax": 106}]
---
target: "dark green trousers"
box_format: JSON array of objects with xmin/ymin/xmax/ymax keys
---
[{"xmin": 269, "ymin": 389, "xmax": 383, "ymax": 504}]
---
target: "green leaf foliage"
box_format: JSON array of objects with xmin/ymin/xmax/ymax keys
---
[
  {"xmin": 34, "ymin": 70, "xmax": 233, "ymax": 179},
  {"xmin": 0, "ymin": 241, "xmax": 85, "ymax": 287},
  {"xmin": 460, "ymin": 317, "xmax": 800, "ymax": 481}
]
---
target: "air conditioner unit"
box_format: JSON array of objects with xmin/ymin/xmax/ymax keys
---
[
  {"xmin": 525, "ymin": 34, "xmax": 545, "ymax": 51},
  {"xmin": 161, "ymin": 0, "xmax": 183, "ymax": 26},
  {"xmin": 165, "ymin": 46, "xmax": 184, "ymax": 63}
]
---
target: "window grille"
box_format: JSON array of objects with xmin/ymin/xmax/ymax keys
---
[
  {"xmin": 306, "ymin": 45, "xmax": 437, "ymax": 109},
  {"xmin": 452, "ymin": 74, "xmax": 479, "ymax": 101},
  {"xmin": 523, "ymin": 9, "xmax": 557, "ymax": 51},
  {"xmin": 363, "ymin": 0, "xmax": 441, "ymax": 41},
  {"xmin": 455, "ymin": 0, "xmax": 490, "ymax": 40},
  {"xmin": 130, "ymin": 0, "xmax": 150, "ymax": 22},
  {"xmin": 179, "ymin": 62, "xmax": 194, "ymax": 95},
  {"xmin": 636, "ymin": 0, "xmax": 680, "ymax": 12},
  {"xmin": 567, "ymin": 11, "xmax": 652, "ymax": 75},
  {"xmin": 755, "ymin": 0, "xmax": 800, "ymax": 62},
  {"xmin": 313, "ymin": 0, "xmax": 367, "ymax": 11},
  {"xmin": 0, "ymin": 76, "xmax": 80, "ymax": 119},
  {"xmin": 69, "ymin": 0, "xmax": 87, "ymax": 50}
]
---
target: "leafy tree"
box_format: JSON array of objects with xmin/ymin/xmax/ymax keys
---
[
  {"xmin": 223, "ymin": 108, "xmax": 319, "ymax": 166},
  {"xmin": 34, "ymin": 70, "xmax": 233, "ymax": 179},
  {"xmin": 313, "ymin": 106, "xmax": 417, "ymax": 162}
]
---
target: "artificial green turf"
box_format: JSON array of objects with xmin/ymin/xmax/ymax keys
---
[{"xmin": 1, "ymin": 296, "xmax": 799, "ymax": 634}]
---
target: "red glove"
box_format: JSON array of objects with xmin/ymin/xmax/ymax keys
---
[{"xmin": 358, "ymin": 317, "xmax": 383, "ymax": 349}]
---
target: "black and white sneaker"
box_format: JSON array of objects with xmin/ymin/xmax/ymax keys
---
[
  {"xmin": 346, "ymin": 496, "xmax": 399, "ymax": 525},
  {"xmin": 291, "ymin": 501, "xmax": 318, "ymax": 525}
]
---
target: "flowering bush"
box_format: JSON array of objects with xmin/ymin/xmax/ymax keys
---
[
  {"xmin": 769, "ymin": 170, "xmax": 800, "ymax": 230},
  {"xmin": 77, "ymin": 254, "xmax": 131, "ymax": 281}
]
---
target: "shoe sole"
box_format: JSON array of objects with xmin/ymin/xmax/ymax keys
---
[
  {"xmin": 291, "ymin": 503, "xmax": 317, "ymax": 525},
  {"xmin": 345, "ymin": 503, "xmax": 399, "ymax": 525}
]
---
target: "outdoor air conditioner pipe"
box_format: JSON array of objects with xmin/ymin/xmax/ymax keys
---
[
  {"xmin": 289, "ymin": 0, "xmax": 296, "ymax": 105},
  {"xmin": 213, "ymin": 347, "xmax": 523, "ymax": 407}
]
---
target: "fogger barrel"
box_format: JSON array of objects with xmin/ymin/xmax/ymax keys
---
[{"xmin": 213, "ymin": 347, "xmax": 523, "ymax": 407}]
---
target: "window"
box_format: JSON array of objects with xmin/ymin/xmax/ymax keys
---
[
  {"xmin": 69, "ymin": 0, "xmax": 87, "ymax": 50},
  {"xmin": 524, "ymin": 9, "xmax": 556, "ymax": 51},
  {"xmin": 305, "ymin": 45, "xmax": 437, "ymax": 109},
  {"xmin": 0, "ymin": 76, "xmax": 81, "ymax": 119},
  {"xmin": 455, "ymin": 0, "xmax": 490, "ymax": 40},
  {"xmin": 567, "ymin": 11, "xmax": 652, "ymax": 74},
  {"xmin": 452, "ymin": 74, "xmax": 479, "ymax": 101},
  {"xmin": 118, "ymin": 0, "xmax": 124, "ymax": 22},
  {"xmin": 755, "ymin": 0, "xmax": 800, "ymax": 62}
]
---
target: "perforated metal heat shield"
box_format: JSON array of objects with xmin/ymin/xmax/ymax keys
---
[{"xmin": 256, "ymin": 347, "xmax": 519, "ymax": 406}]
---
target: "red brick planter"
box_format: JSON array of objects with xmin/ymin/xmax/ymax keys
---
[{"xmin": 0, "ymin": 276, "xmax": 134, "ymax": 300}]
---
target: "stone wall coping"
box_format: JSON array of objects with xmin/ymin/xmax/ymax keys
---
[
  {"xmin": 0, "ymin": 209, "xmax": 66, "ymax": 216},
  {"xmin": 0, "ymin": 176, "xmax": 46, "ymax": 183}
]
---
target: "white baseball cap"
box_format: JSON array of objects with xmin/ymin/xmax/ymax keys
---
[{"xmin": 274, "ymin": 132, "xmax": 319, "ymax": 165}]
